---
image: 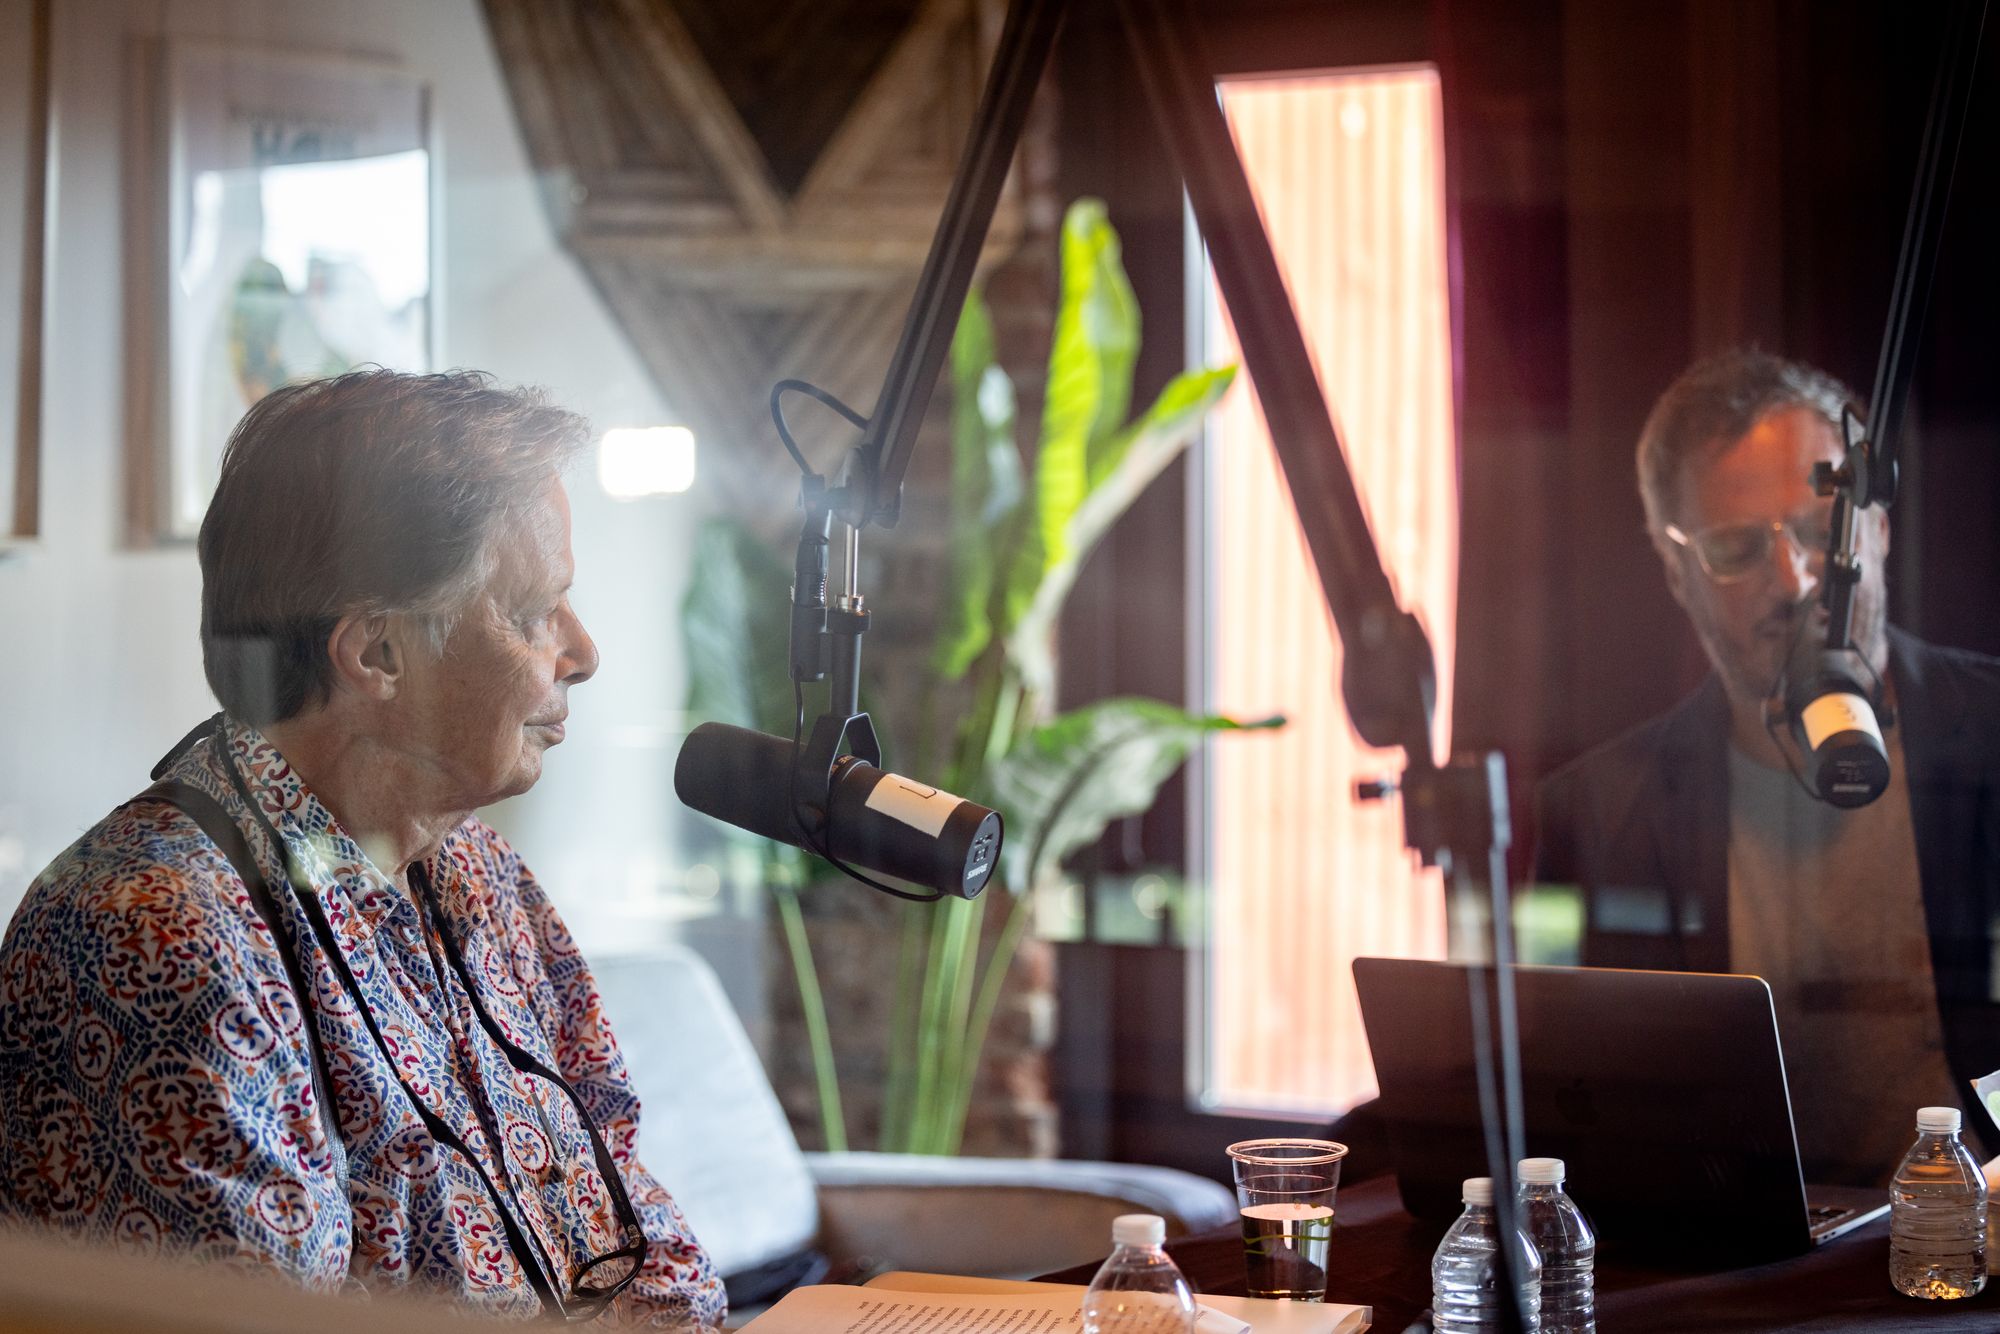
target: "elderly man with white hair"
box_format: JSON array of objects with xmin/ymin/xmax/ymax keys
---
[{"xmin": 0, "ymin": 369, "xmax": 723, "ymax": 1326}]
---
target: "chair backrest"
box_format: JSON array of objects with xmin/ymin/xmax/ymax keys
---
[{"xmin": 588, "ymin": 945, "xmax": 820, "ymax": 1279}]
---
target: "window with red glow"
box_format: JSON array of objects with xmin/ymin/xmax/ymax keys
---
[{"xmin": 1195, "ymin": 68, "xmax": 1458, "ymax": 1118}]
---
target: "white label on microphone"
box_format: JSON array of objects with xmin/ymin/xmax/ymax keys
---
[
  {"xmin": 865, "ymin": 773, "xmax": 959, "ymax": 837},
  {"xmin": 1800, "ymin": 692, "xmax": 1883, "ymax": 751}
]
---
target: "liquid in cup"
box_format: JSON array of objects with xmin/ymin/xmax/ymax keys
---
[
  {"xmin": 1241, "ymin": 1200, "xmax": 1335, "ymax": 1300},
  {"xmin": 1227, "ymin": 1138, "xmax": 1347, "ymax": 1302}
]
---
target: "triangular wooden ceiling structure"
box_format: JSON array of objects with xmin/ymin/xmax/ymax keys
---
[{"xmin": 481, "ymin": 0, "xmax": 1021, "ymax": 517}]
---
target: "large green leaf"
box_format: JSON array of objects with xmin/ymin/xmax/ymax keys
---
[
  {"xmin": 985, "ymin": 697, "xmax": 1281, "ymax": 894},
  {"xmin": 1058, "ymin": 200, "xmax": 1137, "ymax": 467},
  {"xmin": 931, "ymin": 287, "xmax": 1024, "ymax": 681},
  {"xmin": 680, "ymin": 516, "xmax": 806, "ymax": 880},
  {"xmin": 1005, "ymin": 363, "xmax": 1237, "ymax": 699},
  {"xmin": 682, "ymin": 516, "xmax": 796, "ymax": 731},
  {"xmin": 1002, "ymin": 199, "xmax": 1141, "ymax": 635}
]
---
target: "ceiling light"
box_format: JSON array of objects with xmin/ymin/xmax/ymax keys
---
[{"xmin": 598, "ymin": 426, "xmax": 696, "ymax": 498}]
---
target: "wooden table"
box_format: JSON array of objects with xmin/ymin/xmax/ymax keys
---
[{"xmin": 1041, "ymin": 1176, "xmax": 2000, "ymax": 1331}]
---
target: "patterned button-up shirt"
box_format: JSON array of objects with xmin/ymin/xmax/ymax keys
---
[{"xmin": 0, "ymin": 720, "xmax": 725, "ymax": 1326}]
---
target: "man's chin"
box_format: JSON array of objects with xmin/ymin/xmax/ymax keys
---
[
  {"xmin": 1708, "ymin": 640, "xmax": 1788, "ymax": 708},
  {"xmin": 491, "ymin": 754, "xmax": 545, "ymax": 804}
]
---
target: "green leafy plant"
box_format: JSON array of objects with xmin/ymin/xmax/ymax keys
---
[{"xmin": 682, "ymin": 198, "xmax": 1272, "ymax": 1155}]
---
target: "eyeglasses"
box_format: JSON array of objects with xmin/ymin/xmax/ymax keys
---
[
  {"xmin": 414, "ymin": 874, "xmax": 650, "ymax": 1321},
  {"xmin": 561, "ymin": 1171, "xmax": 647, "ymax": 1320},
  {"xmin": 1663, "ymin": 510, "xmax": 1834, "ymax": 584}
]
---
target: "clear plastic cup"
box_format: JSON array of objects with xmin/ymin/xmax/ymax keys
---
[{"xmin": 1226, "ymin": 1138, "xmax": 1347, "ymax": 1301}]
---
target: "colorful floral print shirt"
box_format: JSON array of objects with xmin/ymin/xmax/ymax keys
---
[{"xmin": 0, "ymin": 720, "xmax": 725, "ymax": 1327}]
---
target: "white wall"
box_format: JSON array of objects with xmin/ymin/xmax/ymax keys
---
[{"xmin": 0, "ymin": 0, "xmax": 718, "ymax": 959}]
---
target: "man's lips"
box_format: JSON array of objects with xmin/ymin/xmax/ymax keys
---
[{"xmin": 1757, "ymin": 602, "xmax": 1829, "ymax": 643}]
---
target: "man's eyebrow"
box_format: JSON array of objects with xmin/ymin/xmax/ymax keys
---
[{"xmin": 514, "ymin": 578, "xmax": 569, "ymax": 613}]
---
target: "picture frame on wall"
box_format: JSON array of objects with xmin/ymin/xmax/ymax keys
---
[
  {"xmin": 1, "ymin": 0, "xmax": 50, "ymax": 554},
  {"xmin": 130, "ymin": 41, "xmax": 433, "ymax": 542}
]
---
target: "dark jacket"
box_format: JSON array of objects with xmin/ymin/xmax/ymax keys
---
[{"xmin": 1534, "ymin": 627, "xmax": 2000, "ymax": 1154}]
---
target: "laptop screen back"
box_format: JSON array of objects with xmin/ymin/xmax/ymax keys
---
[{"xmin": 1353, "ymin": 958, "xmax": 1815, "ymax": 1263}]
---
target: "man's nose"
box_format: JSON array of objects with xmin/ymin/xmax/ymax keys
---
[
  {"xmin": 1771, "ymin": 526, "xmax": 1820, "ymax": 604},
  {"xmin": 559, "ymin": 604, "xmax": 600, "ymax": 685}
]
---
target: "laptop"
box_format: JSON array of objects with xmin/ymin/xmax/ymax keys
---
[{"xmin": 1351, "ymin": 957, "xmax": 1889, "ymax": 1266}]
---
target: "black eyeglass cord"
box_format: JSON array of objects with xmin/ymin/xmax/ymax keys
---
[
  {"xmin": 409, "ymin": 861, "xmax": 649, "ymax": 1295},
  {"xmin": 206, "ymin": 728, "xmax": 644, "ymax": 1320}
]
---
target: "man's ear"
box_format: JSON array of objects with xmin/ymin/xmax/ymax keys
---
[
  {"xmin": 1655, "ymin": 533, "xmax": 1694, "ymax": 614},
  {"xmin": 326, "ymin": 613, "xmax": 404, "ymax": 701}
]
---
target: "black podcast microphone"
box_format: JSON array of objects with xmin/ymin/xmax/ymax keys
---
[
  {"xmin": 675, "ymin": 721, "xmax": 1002, "ymax": 900},
  {"xmin": 1781, "ymin": 642, "xmax": 1889, "ymax": 808}
]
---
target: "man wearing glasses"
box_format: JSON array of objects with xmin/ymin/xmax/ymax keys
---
[
  {"xmin": 1535, "ymin": 349, "xmax": 2000, "ymax": 1188},
  {"xmin": 0, "ymin": 371, "xmax": 724, "ymax": 1324}
]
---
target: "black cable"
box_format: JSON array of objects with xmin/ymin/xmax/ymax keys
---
[
  {"xmin": 1761, "ymin": 619, "xmax": 1892, "ymax": 805},
  {"xmin": 1763, "ymin": 617, "xmax": 1829, "ymax": 805},
  {"xmin": 767, "ymin": 380, "xmax": 943, "ymax": 902},
  {"xmin": 1764, "ymin": 702, "xmax": 1817, "ymax": 804},
  {"xmin": 771, "ymin": 379, "xmax": 869, "ymax": 479},
  {"xmin": 411, "ymin": 864, "xmax": 645, "ymax": 1315},
  {"xmin": 213, "ymin": 736, "xmax": 568, "ymax": 1316},
  {"xmin": 786, "ymin": 681, "xmax": 946, "ymax": 904},
  {"xmin": 1761, "ymin": 627, "xmax": 1816, "ymax": 802}
]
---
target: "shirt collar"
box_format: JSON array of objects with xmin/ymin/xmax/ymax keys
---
[{"xmin": 180, "ymin": 716, "xmax": 425, "ymax": 943}]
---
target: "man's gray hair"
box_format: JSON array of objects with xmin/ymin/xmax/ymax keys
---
[
  {"xmin": 198, "ymin": 368, "xmax": 591, "ymax": 725},
  {"xmin": 1635, "ymin": 348, "xmax": 1862, "ymax": 538}
]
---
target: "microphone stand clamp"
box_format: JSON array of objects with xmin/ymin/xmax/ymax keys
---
[
  {"xmin": 787, "ymin": 456, "xmax": 883, "ymax": 837},
  {"xmin": 1808, "ymin": 405, "xmax": 1886, "ymax": 660}
]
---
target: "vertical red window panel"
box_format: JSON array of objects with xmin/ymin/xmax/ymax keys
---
[{"xmin": 1201, "ymin": 70, "xmax": 1457, "ymax": 1117}]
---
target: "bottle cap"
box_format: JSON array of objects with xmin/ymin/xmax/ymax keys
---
[
  {"xmin": 1112, "ymin": 1214, "xmax": 1166, "ymax": 1247},
  {"xmin": 1461, "ymin": 1177, "xmax": 1493, "ymax": 1205},
  {"xmin": 1518, "ymin": 1157, "xmax": 1566, "ymax": 1185},
  {"xmin": 1917, "ymin": 1106, "xmax": 1962, "ymax": 1134}
]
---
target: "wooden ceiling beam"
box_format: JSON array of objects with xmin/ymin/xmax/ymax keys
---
[{"xmin": 479, "ymin": 0, "xmax": 1024, "ymax": 522}]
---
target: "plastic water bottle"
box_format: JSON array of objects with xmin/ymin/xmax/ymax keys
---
[
  {"xmin": 1517, "ymin": 1158, "xmax": 1594, "ymax": 1333},
  {"xmin": 1889, "ymin": 1105, "xmax": 1987, "ymax": 1300},
  {"xmin": 1432, "ymin": 1177, "xmax": 1542, "ymax": 1333},
  {"xmin": 1082, "ymin": 1214, "xmax": 1196, "ymax": 1333}
]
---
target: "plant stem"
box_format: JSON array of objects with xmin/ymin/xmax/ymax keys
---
[
  {"xmin": 923, "ymin": 896, "xmax": 989, "ymax": 1153},
  {"xmin": 912, "ymin": 901, "xmax": 960, "ymax": 1153},
  {"xmin": 987, "ymin": 673, "xmax": 1025, "ymax": 771},
  {"xmin": 937, "ymin": 891, "xmax": 988, "ymax": 1153},
  {"xmin": 880, "ymin": 901, "xmax": 928, "ymax": 1151},
  {"xmin": 772, "ymin": 883, "xmax": 847, "ymax": 1152},
  {"xmin": 949, "ymin": 666, "xmax": 998, "ymax": 797},
  {"xmin": 908, "ymin": 668, "xmax": 1033, "ymax": 1154},
  {"xmin": 950, "ymin": 884, "xmax": 1037, "ymax": 1153},
  {"xmin": 915, "ymin": 673, "xmax": 942, "ymax": 787}
]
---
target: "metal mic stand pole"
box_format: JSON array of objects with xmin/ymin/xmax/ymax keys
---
[
  {"xmin": 1814, "ymin": 1, "xmax": 1985, "ymax": 650},
  {"xmin": 828, "ymin": 0, "xmax": 1533, "ymax": 1321},
  {"xmin": 1110, "ymin": 3, "xmax": 1530, "ymax": 1327},
  {"xmin": 1381, "ymin": 753, "xmax": 1529, "ymax": 1334}
]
